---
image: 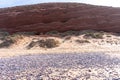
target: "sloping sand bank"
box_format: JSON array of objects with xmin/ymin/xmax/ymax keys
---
[{"xmin": 0, "ymin": 30, "xmax": 120, "ymax": 58}]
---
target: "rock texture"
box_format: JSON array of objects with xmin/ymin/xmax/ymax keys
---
[{"xmin": 0, "ymin": 3, "xmax": 120, "ymax": 33}]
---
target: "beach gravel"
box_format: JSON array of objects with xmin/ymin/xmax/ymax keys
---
[{"xmin": 0, "ymin": 52, "xmax": 120, "ymax": 80}]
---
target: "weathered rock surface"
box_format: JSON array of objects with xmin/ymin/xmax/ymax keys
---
[{"xmin": 0, "ymin": 3, "xmax": 120, "ymax": 33}]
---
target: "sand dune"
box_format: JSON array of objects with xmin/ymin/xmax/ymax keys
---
[{"xmin": 0, "ymin": 30, "xmax": 120, "ymax": 58}]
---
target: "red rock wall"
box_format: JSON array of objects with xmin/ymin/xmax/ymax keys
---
[{"xmin": 0, "ymin": 3, "xmax": 120, "ymax": 33}]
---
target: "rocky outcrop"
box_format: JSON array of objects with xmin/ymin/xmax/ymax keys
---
[{"xmin": 0, "ymin": 3, "xmax": 120, "ymax": 33}]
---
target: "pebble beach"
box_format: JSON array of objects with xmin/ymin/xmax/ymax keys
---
[{"xmin": 0, "ymin": 52, "xmax": 120, "ymax": 80}]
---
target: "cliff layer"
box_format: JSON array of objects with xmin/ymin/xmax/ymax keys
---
[{"xmin": 0, "ymin": 3, "xmax": 120, "ymax": 33}]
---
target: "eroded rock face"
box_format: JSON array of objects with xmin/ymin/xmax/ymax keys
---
[{"xmin": 0, "ymin": 3, "xmax": 120, "ymax": 33}]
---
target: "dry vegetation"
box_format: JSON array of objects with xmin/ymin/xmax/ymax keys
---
[
  {"xmin": 75, "ymin": 39, "xmax": 90, "ymax": 43},
  {"xmin": 83, "ymin": 30, "xmax": 104, "ymax": 39},
  {"xmin": 27, "ymin": 39, "xmax": 60, "ymax": 49},
  {"xmin": 45, "ymin": 30, "xmax": 104, "ymax": 39},
  {"xmin": 0, "ymin": 39, "xmax": 14, "ymax": 48},
  {"xmin": 0, "ymin": 32, "xmax": 24, "ymax": 48},
  {"xmin": 46, "ymin": 30, "xmax": 80, "ymax": 37},
  {"xmin": 0, "ymin": 30, "xmax": 119, "ymax": 49}
]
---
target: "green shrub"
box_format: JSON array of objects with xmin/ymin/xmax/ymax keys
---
[
  {"xmin": 6, "ymin": 34, "xmax": 24, "ymax": 42},
  {"xmin": 26, "ymin": 41, "xmax": 37, "ymax": 49},
  {"xmin": 46, "ymin": 30, "xmax": 59, "ymax": 35},
  {"xmin": 0, "ymin": 39, "xmax": 14, "ymax": 48},
  {"xmin": 106, "ymin": 35, "xmax": 111, "ymax": 37},
  {"xmin": 27, "ymin": 39, "xmax": 60, "ymax": 49},
  {"xmin": 15, "ymin": 31, "xmax": 38, "ymax": 36},
  {"xmin": 83, "ymin": 32, "xmax": 104, "ymax": 39},
  {"xmin": 0, "ymin": 34, "xmax": 23, "ymax": 48},
  {"xmin": 60, "ymin": 30, "xmax": 80, "ymax": 37},
  {"xmin": 44, "ymin": 39, "xmax": 60, "ymax": 48},
  {"xmin": 0, "ymin": 30, "xmax": 10, "ymax": 40},
  {"xmin": 75, "ymin": 39, "xmax": 90, "ymax": 43}
]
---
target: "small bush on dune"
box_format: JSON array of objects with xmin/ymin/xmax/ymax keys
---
[
  {"xmin": 26, "ymin": 41, "xmax": 37, "ymax": 49},
  {"xmin": 0, "ymin": 39, "xmax": 14, "ymax": 48},
  {"xmin": 27, "ymin": 39, "xmax": 60, "ymax": 49},
  {"xmin": 6, "ymin": 34, "xmax": 24, "ymax": 41},
  {"xmin": 0, "ymin": 30, "xmax": 10, "ymax": 40},
  {"xmin": 46, "ymin": 30, "xmax": 81, "ymax": 37},
  {"xmin": 0, "ymin": 31, "xmax": 9, "ymax": 37},
  {"xmin": 15, "ymin": 31, "xmax": 39, "ymax": 36},
  {"xmin": 0, "ymin": 30, "xmax": 16, "ymax": 48},
  {"xmin": 59, "ymin": 30, "xmax": 80, "ymax": 37},
  {"xmin": 44, "ymin": 39, "xmax": 60, "ymax": 48},
  {"xmin": 46, "ymin": 30, "xmax": 59, "ymax": 35},
  {"xmin": 0, "ymin": 34, "xmax": 24, "ymax": 48},
  {"xmin": 75, "ymin": 39, "xmax": 90, "ymax": 43},
  {"xmin": 83, "ymin": 31, "xmax": 104, "ymax": 39}
]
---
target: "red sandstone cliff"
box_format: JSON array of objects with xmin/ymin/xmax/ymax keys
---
[{"xmin": 0, "ymin": 3, "xmax": 120, "ymax": 33}]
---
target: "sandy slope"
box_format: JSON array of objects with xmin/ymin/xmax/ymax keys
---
[{"xmin": 0, "ymin": 32, "xmax": 120, "ymax": 58}]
